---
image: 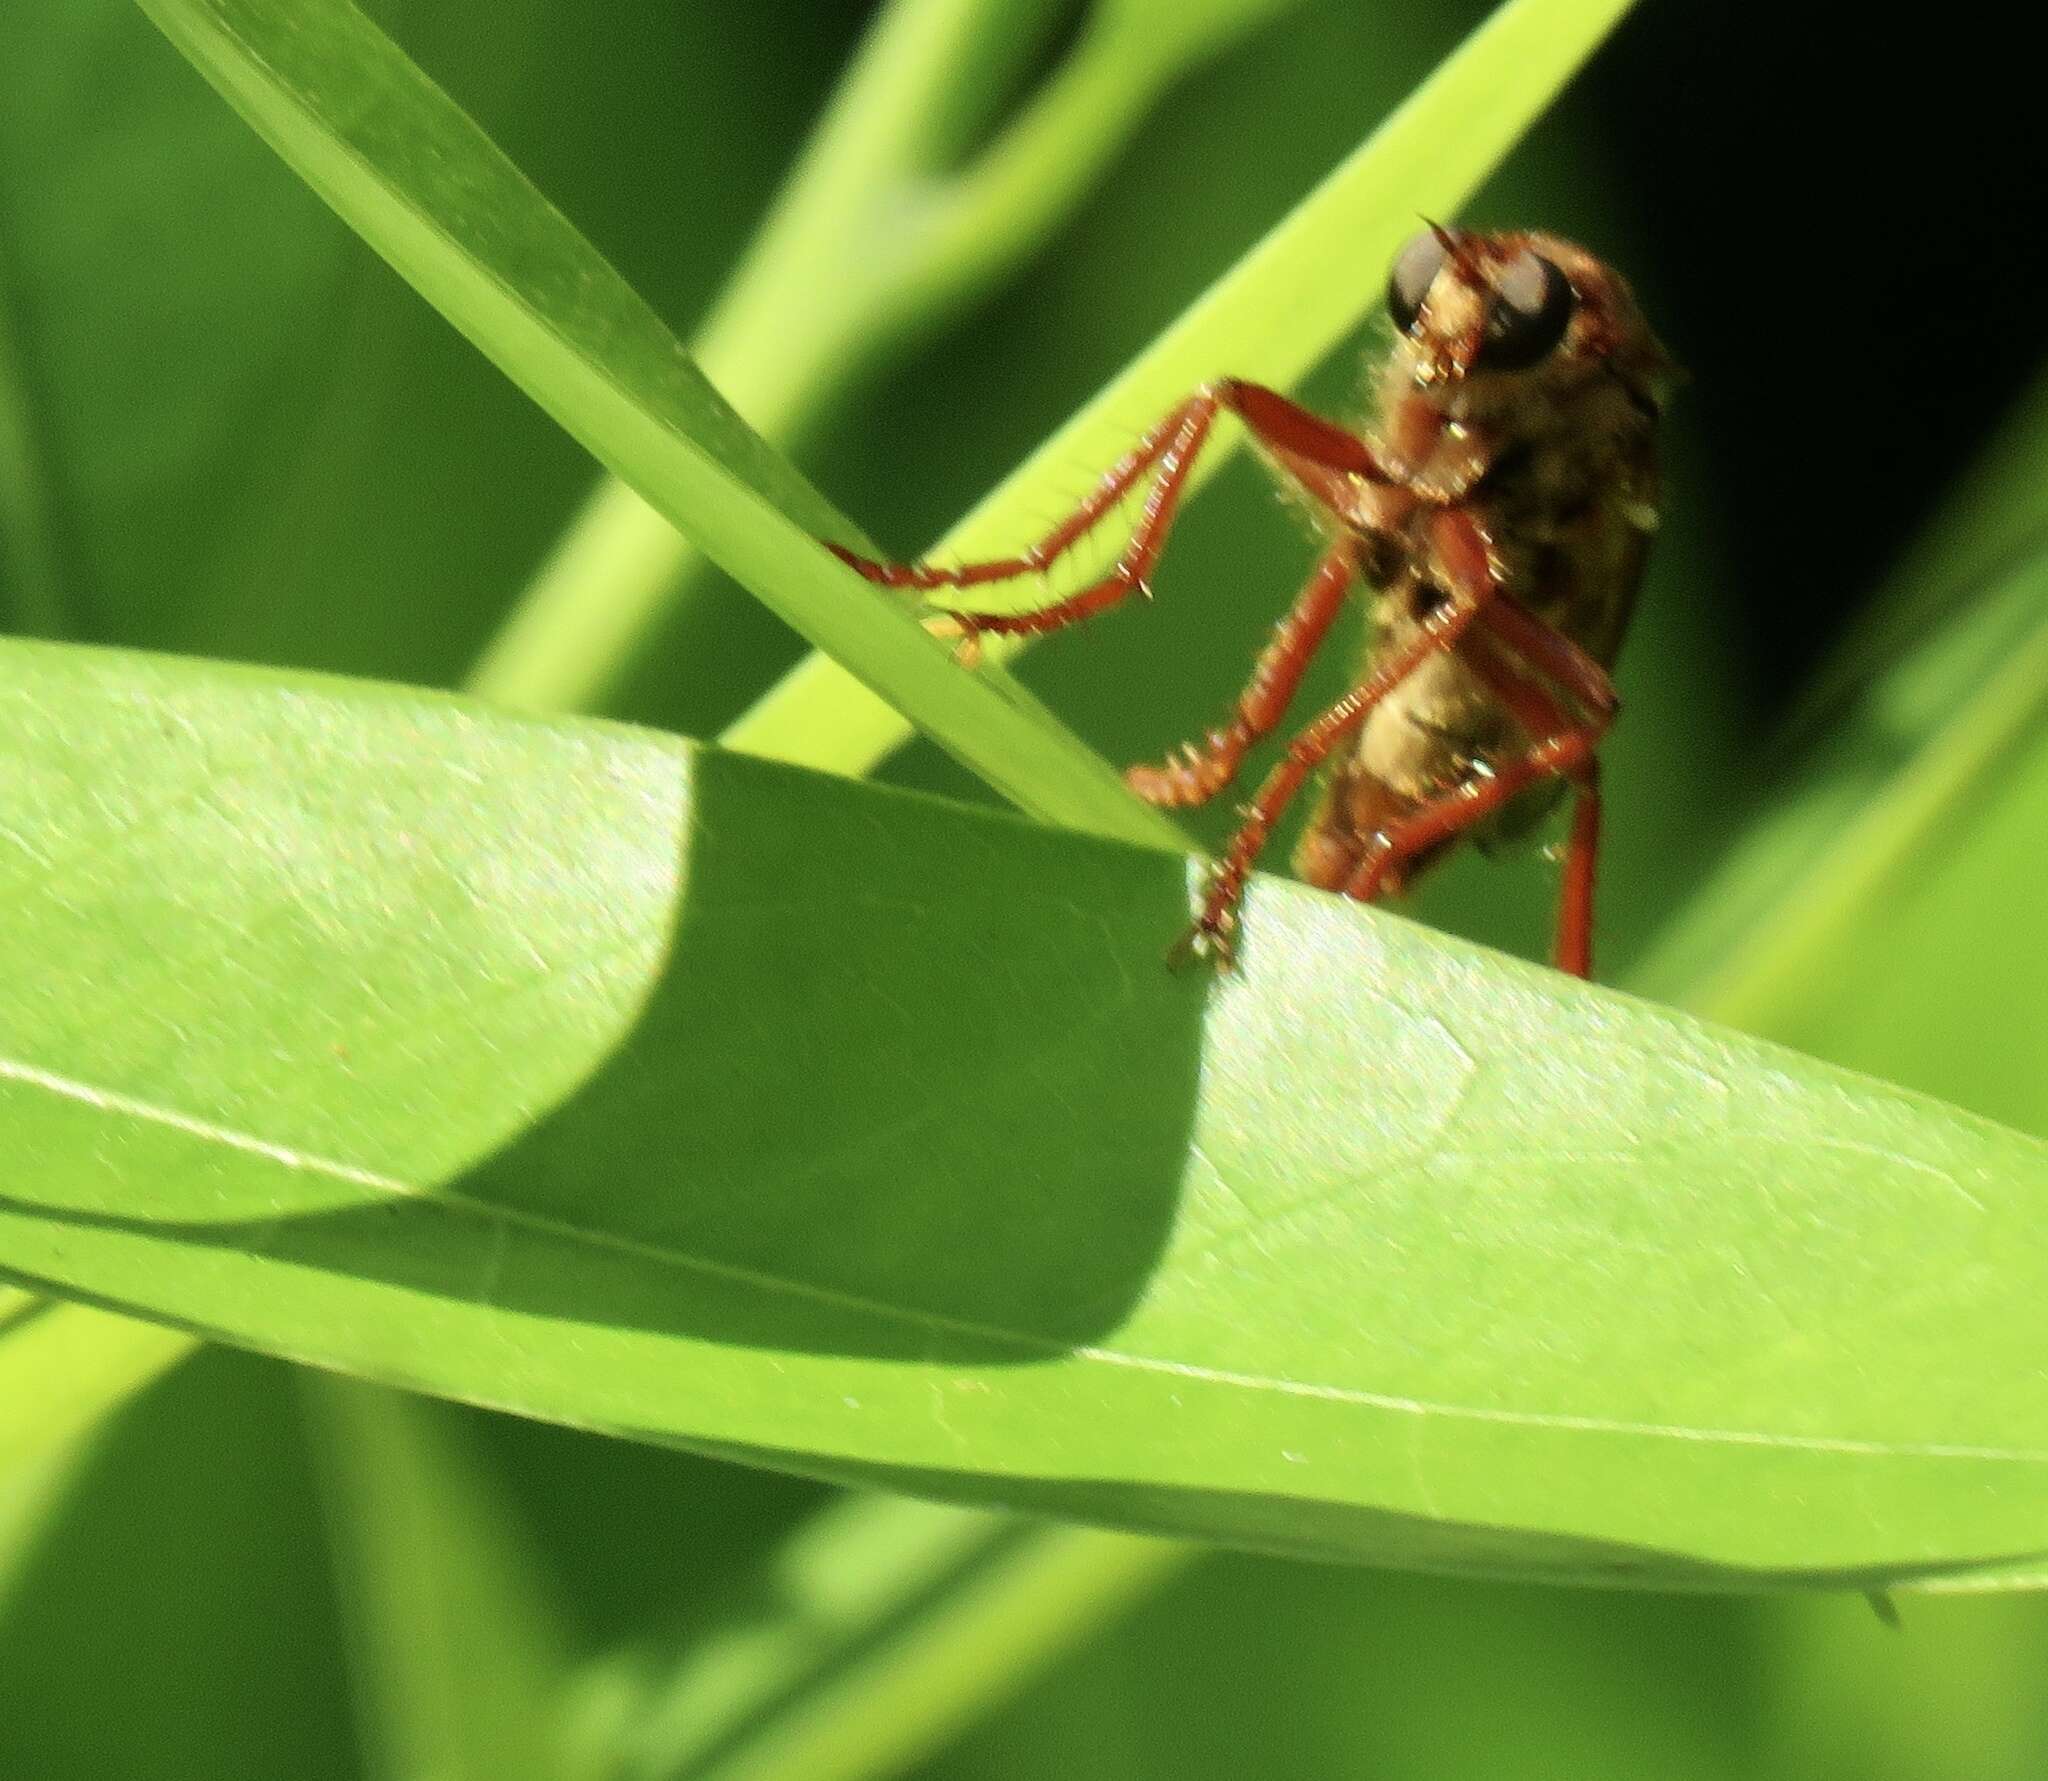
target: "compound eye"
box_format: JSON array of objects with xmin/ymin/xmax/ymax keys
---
[
  {"xmin": 1387, "ymin": 229, "xmax": 1451, "ymax": 333},
  {"xmin": 1476, "ymin": 250, "xmax": 1574, "ymax": 371}
]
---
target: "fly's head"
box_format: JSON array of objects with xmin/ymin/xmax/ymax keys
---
[{"xmin": 1380, "ymin": 225, "xmax": 1673, "ymax": 436}]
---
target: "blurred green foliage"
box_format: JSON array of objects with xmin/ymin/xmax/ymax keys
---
[{"xmin": 3, "ymin": 0, "xmax": 2047, "ymax": 1778}]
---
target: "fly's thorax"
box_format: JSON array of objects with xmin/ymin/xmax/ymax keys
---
[
  {"xmin": 1372, "ymin": 344, "xmax": 1653, "ymax": 514},
  {"xmin": 1352, "ymin": 356, "xmax": 1661, "ymax": 667},
  {"xmin": 1481, "ymin": 378, "xmax": 1662, "ymax": 662}
]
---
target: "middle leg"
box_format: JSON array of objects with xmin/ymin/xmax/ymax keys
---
[{"xmin": 1176, "ymin": 510, "xmax": 1502, "ymax": 963}]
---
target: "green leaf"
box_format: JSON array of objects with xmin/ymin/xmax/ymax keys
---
[
  {"xmin": 0, "ymin": 1297, "xmax": 192, "ymax": 1592},
  {"xmin": 0, "ymin": 1299, "xmax": 183, "ymax": 1615},
  {"xmin": 0, "ymin": 1352, "xmax": 360, "ymax": 1781},
  {"xmin": 2, "ymin": 641, "xmax": 2045, "ymax": 1588},
  {"xmin": 131, "ymin": 0, "xmax": 1179, "ymax": 854},
  {"xmin": 1635, "ymin": 378, "xmax": 2048, "ymax": 1138},
  {"xmin": 0, "ymin": 1292, "xmax": 183, "ymax": 1476},
  {"xmin": 598, "ymin": 1494, "xmax": 1181, "ymax": 1781},
  {"xmin": 0, "ymin": 0, "xmax": 353, "ymax": 653},
  {"xmin": 0, "ymin": 0, "xmax": 580, "ymax": 1521},
  {"xmin": 301, "ymin": 1378, "xmax": 583, "ymax": 1781},
  {"xmin": 915, "ymin": 1557, "xmax": 1772, "ymax": 1781}
]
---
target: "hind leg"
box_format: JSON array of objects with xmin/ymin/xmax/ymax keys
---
[
  {"xmin": 1340, "ymin": 618, "xmax": 1615, "ymax": 976},
  {"xmin": 1291, "ymin": 766, "xmax": 1443, "ymax": 898}
]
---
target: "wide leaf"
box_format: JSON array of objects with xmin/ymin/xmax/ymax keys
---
[{"xmin": 1, "ymin": 640, "xmax": 2045, "ymax": 1586}]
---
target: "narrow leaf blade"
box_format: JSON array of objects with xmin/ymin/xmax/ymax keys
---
[{"xmin": 132, "ymin": 0, "xmax": 1177, "ymax": 851}]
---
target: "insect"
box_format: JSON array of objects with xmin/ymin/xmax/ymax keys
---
[{"xmin": 829, "ymin": 225, "xmax": 1676, "ymax": 977}]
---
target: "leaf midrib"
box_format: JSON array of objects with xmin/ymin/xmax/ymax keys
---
[{"xmin": 7, "ymin": 1040, "xmax": 2045, "ymax": 1468}]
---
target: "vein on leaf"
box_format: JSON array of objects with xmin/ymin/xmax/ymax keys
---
[
  {"xmin": 4, "ymin": 1049, "xmax": 2042, "ymax": 1469},
  {"xmin": 0, "ymin": 1052, "xmax": 404, "ymax": 1191}
]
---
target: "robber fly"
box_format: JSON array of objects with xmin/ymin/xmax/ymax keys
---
[{"xmin": 829, "ymin": 225, "xmax": 1676, "ymax": 977}]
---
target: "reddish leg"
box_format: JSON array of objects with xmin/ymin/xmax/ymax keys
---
[
  {"xmin": 1466, "ymin": 608, "xmax": 1614, "ymax": 977},
  {"xmin": 826, "ymin": 380, "xmax": 1387, "ymax": 643},
  {"xmin": 1555, "ymin": 759, "xmax": 1602, "ymax": 979},
  {"xmin": 1126, "ymin": 537, "xmax": 1357, "ymax": 808},
  {"xmin": 1469, "ymin": 600, "xmax": 1615, "ymax": 978},
  {"xmin": 1341, "ymin": 613, "xmax": 1616, "ymax": 977},
  {"xmin": 1176, "ymin": 509, "xmax": 1500, "ymax": 965},
  {"xmin": 1480, "ymin": 591, "xmax": 1621, "ymax": 725}
]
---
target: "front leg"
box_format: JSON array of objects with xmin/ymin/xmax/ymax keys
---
[
  {"xmin": 1126, "ymin": 537, "xmax": 1357, "ymax": 808},
  {"xmin": 826, "ymin": 381, "xmax": 1390, "ymax": 647}
]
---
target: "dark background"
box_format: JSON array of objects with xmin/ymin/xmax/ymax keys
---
[{"xmin": 1586, "ymin": 6, "xmax": 2044, "ymax": 698}]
